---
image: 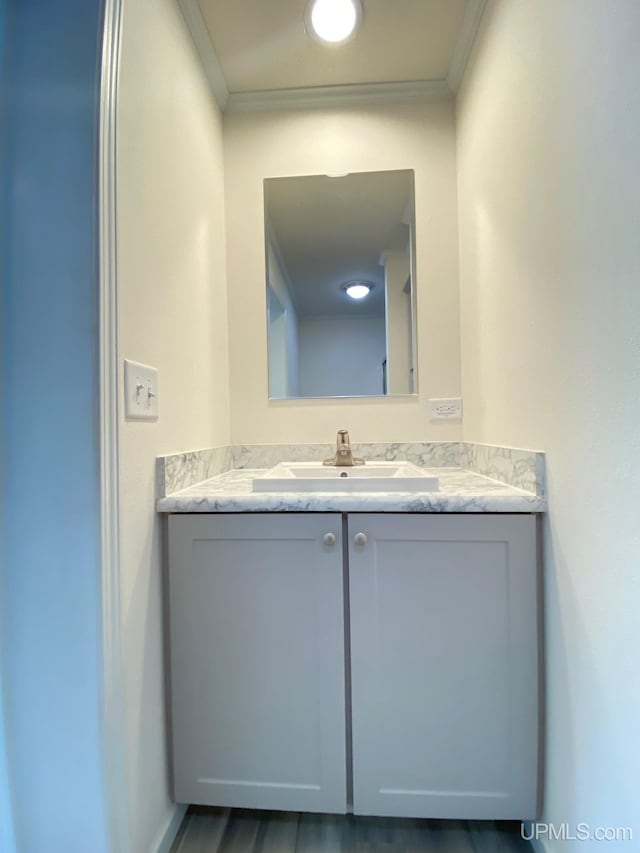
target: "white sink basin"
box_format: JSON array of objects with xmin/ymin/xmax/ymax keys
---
[{"xmin": 252, "ymin": 461, "xmax": 439, "ymax": 493}]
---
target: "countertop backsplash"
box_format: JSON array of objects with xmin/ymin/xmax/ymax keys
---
[{"xmin": 157, "ymin": 441, "xmax": 545, "ymax": 500}]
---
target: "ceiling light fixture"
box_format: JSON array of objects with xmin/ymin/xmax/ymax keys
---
[
  {"xmin": 343, "ymin": 280, "xmax": 373, "ymax": 300},
  {"xmin": 305, "ymin": 0, "xmax": 363, "ymax": 46}
]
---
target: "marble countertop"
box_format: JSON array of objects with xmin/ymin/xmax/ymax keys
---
[{"xmin": 157, "ymin": 467, "xmax": 546, "ymax": 514}]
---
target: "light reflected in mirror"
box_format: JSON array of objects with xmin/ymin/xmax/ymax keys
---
[{"xmin": 265, "ymin": 169, "xmax": 417, "ymax": 399}]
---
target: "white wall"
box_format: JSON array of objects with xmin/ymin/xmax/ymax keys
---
[
  {"xmin": 266, "ymin": 235, "xmax": 300, "ymax": 397},
  {"xmin": 1, "ymin": 2, "xmax": 111, "ymax": 851},
  {"xmin": 456, "ymin": 1, "xmax": 640, "ymax": 849},
  {"xmin": 116, "ymin": 1, "xmax": 230, "ymax": 850},
  {"xmin": 299, "ymin": 315, "xmax": 386, "ymax": 398},
  {"xmin": 224, "ymin": 102, "xmax": 462, "ymax": 443},
  {"xmin": 384, "ymin": 250, "xmax": 412, "ymax": 394}
]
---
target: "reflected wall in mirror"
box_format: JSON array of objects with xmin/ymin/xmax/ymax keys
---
[{"xmin": 264, "ymin": 169, "xmax": 417, "ymax": 399}]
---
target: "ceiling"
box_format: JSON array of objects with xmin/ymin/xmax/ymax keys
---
[
  {"xmin": 179, "ymin": 0, "xmax": 487, "ymax": 111},
  {"xmin": 265, "ymin": 170, "xmax": 413, "ymax": 318}
]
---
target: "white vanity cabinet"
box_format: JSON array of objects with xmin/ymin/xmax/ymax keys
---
[
  {"xmin": 348, "ymin": 514, "xmax": 539, "ymax": 820},
  {"xmin": 167, "ymin": 513, "xmax": 347, "ymax": 813},
  {"xmin": 167, "ymin": 512, "xmax": 539, "ymax": 819}
]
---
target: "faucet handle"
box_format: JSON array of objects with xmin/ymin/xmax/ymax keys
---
[{"xmin": 324, "ymin": 429, "xmax": 363, "ymax": 466}]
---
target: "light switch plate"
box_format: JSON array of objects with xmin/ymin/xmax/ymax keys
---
[
  {"xmin": 124, "ymin": 360, "xmax": 159, "ymax": 420},
  {"xmin": 429, "ymin": 397, "xmax": 463, "ymax": 420}
]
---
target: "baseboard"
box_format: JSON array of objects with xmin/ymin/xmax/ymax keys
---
[{"xmin": 149, "ymin": 804, "xmax": 188, "ymax": 853}]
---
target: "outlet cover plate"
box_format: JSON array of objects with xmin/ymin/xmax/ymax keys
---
[
  {"xmin": 429, "ymin": 397, "xmax": 463, "ymax": 420},
  {"xmin": 124, "ymin": 359, "xmax": 159, "ymax": 420}
]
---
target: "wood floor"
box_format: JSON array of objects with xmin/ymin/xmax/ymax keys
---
[{"xmin": 172, "ymin": 808, "xmax": 533, "ymax": 853}]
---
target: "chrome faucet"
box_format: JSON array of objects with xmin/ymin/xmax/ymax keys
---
[{"xmin": 323, "ymin": 430, "xmax": 365, "ymax": 467}]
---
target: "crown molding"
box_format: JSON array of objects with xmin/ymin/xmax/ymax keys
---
[
  {"xmin": 447, "ymin": 0, "xmax": 487, "ymax": 92},
  {"xmin": 226, "ymin": 79, "xmax": 451, "ymax": 113},
  {"xmin": 177, "ymin": 0, "xmax": 229, "ymax": 110},
  {"xmin": 180, "ymin": 0, "xmax": 487, "ymax": 113}
]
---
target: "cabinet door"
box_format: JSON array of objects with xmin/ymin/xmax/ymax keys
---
[
  {"xmin": 348, "ymin": 514, "xmax": 539, "ymax": 820},
  {"xmin": 168, "ymin": 513, "xmax": 347, "ymax": 813}
]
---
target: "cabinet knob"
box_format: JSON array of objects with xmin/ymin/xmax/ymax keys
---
[
  {"xmin": 354, "ymin": 532, "xmax": 368, "ymax": 546},
  {"xmin": 323, "ymin": 533, "xmax": 337, "ymax": 547}
]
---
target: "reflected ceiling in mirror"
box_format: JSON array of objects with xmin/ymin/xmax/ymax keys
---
[{"xmin": 265, "ymin": 169, "xmax": 417, "ymax": 399}]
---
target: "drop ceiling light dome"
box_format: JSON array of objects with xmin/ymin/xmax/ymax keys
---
[
  {"xmin": 305, "ymin": 0, "xmax": 363, "ymax": 45},
  {"xmin": 342, "ymin": 280, "xmax": 373, "ymax": 300}
]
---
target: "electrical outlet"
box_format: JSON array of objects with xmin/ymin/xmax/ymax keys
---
[
  {"xmin": 429, "ymin": 397, "xmax": 463, "ymax": 420},
  {"xmin": 124, "ymin": 359, "xmax": 159, "ymax": 420}
]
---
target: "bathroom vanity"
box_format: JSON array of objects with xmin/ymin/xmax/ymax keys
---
[{"xmin": 159, "ymin": 445, "xmax": 544, "ymax": 821}]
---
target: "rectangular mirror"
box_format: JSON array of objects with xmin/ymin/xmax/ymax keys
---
[{"xmin": 264, "ymin": 169, "xmax": 417, "ymax": 399}]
